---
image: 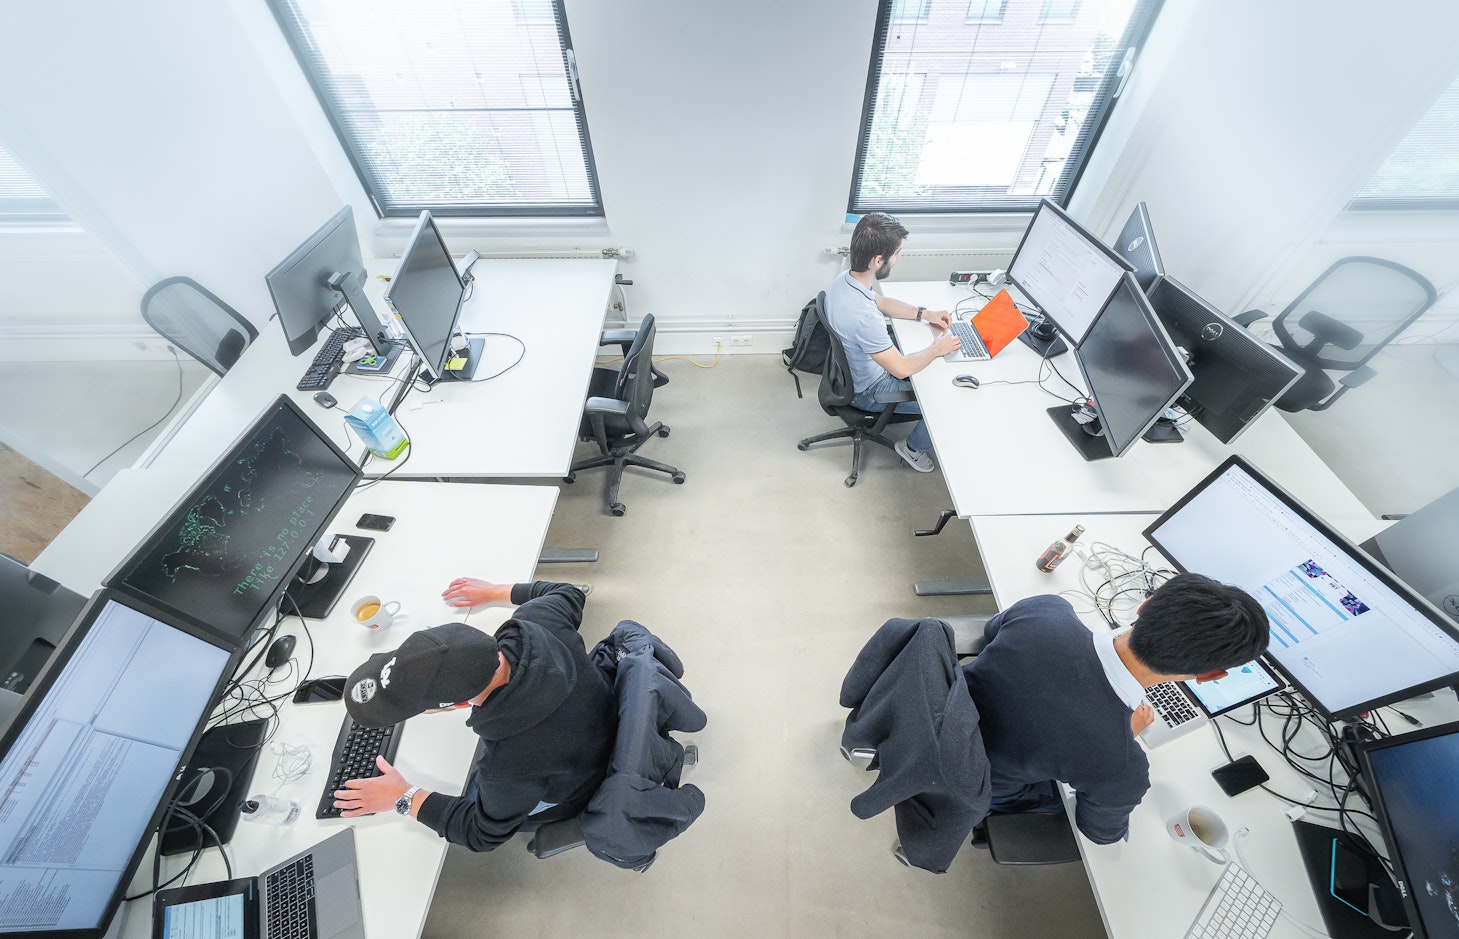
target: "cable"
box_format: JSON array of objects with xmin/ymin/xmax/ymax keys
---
[
  {"xmin": 82, "ymin": 345, "xmax": 186, "ymax": 479},
  {"xmin": 459, "ymin": 331, "xmax": 527, "ymax": 381},
  {"xmin": 353, "ymin": 408, "xmax": 414, "ymax": 492}
]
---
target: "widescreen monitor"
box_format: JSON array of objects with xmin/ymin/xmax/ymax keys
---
[
  {"xmin": 1144, "ymin": 456, "xmax": 1459, "ymax": 720},
  {"xmin": 1115, "ymin": 202, "xmax": 1164, "ymax": 292},
  {"xmin": 384, "ymin": 211, "xmax": 478, "ymax": 381},
  {"xmin": 0, "ymin": 591, "xmax": 234, "ymax": 937},
  {"xmin": 1357, "ymin": 721, "xmax": 1459, "ymax": 939},
  {"xmin": 1008, "ymin": 198, "xmax": 1133, "ymax": 347},
  {"xmin": 265, "ymin": 206, "xmax": 391, "ymax": 358},
  {"xmin": 1047, "ymin": 273, "xmax": 1192, "ymax": 460},
  {"xmin": 1362, "ymin": 486, "xmax": 1459, "ymax": 625},
  {"xmin": 107, "ymin": 396, "xmax": 362, "ymax": 649},
  {"xmin": 1147, "ymin": 276, "xmax": 1302, "ymax": 444}
]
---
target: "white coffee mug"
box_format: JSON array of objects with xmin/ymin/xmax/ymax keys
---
[
  {"xmin": 351, "ymin": 595, "xmax": 401, "ymax": 630},
  {"xmin": 1166, "ymin": 804, "xmax": 1229, "ymax": 863}
]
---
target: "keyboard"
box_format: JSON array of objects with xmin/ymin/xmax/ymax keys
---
[
  {"xmin": 1185, "ymin": 863, "xmax": 1281, "ymax": 939},
  {"xmin": 1148, "ymin": 680, "xmax": 1200, "ymax": 728},
  {"xmin": 315, "ymin": 712, "xmax": 403, "ymax": 819},
  {"xmin": 945, "ymin": 320, "xmax": 990, "ymax": 362},
  {"xmin": 264, "ymin": 853, "xmax": 317, "ymax": 939},
  {"xmin": 296, "ymin": 326, "xmax": 365, "ymax": 392}
]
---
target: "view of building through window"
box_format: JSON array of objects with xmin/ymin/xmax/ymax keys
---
[{"xmin": 1355, "ymin": 74, "xmax": 1459, "ymax": 208}]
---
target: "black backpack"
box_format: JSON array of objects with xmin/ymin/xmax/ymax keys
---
[{"xmin": 782, "ymin": 295, "xmax": 830, "ymax": 398}]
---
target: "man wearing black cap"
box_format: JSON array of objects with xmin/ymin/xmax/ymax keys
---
[{"xmin": 334, "ymin": 579, "xmax": 617, "ymax": 852}]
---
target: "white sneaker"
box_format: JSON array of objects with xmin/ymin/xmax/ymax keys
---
[{"xmin": 894, "ymin": 439, "xmax": 936, "ymax": 473}]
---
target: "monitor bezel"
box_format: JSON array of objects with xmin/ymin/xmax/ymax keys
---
[
  {"xmin": 384, "ymin": 210, "xmax": 467, "ymax": 379},
  {"xmin": 1142, "ymin": 455, "xmax": 1459, "ymax": 721},
  {"xmin": 1007, "ymin": 197, "xmax": 1134, "ymax": 346},
  {"xmin": 0, "ymin": 588, "xmax": 240, "ymax": 939},
  {"xmin": 265, "ymin": 206, "xmax": 370, "ymax": 357},
  {"xmin": 104, "ymin": 395, "xmax": 363, "ymax": 650}
]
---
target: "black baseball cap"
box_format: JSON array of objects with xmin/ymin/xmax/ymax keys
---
[{"xmin": 345, "ymin": 623, "xmax": 500, "ymax": 727}]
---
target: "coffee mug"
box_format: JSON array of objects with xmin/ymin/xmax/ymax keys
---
[
  {"xmin": 351, "ymin": 595, "xmax": 401, "ymax": 630},
  {"xmin": 1166, "ymin": 804, "xmax": 1229, "ymax": 863}
]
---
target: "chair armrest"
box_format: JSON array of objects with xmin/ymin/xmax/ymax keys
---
[
  {"xmin": 584, "ymin": 396, "xmax": 630, "ymax": 418},
  {"xmin": 940, "ymin": 615, "xmax": 991, "ymax": 657},
  {"xmin": 600, "ymin": 328, "xmax": 638, "ymax": 347},
  {"xmin": 1232, "ymin": 310, "xmax": 1267, "ymax": 327},
  {"xmin": 1339, "ymin": 364, "xmax": 1377, "ymax": 389},
  {"xmin": 877, "ymin": 387, "xmax": 916, "ymax": 404},
  {"xmin": 526, "ymin": 816, "xmax": 586, "ymax": 859},
  {"xmin": 984, "ymin": 812, "xmax": 1080, "ymax": 865}
]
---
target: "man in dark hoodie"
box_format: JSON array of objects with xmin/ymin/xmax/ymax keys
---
[{"xmin": 334, "ymin": 579, "xmax": 616, "ymax": 851}]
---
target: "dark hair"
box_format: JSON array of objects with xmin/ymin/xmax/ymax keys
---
[
  {"xmin": 849, "ymin": 212, "xmax": 908, "ymax": 273},
  {"xmin": 1128, "ymin": 573, "xmax": 1269, "ymax": 675}
]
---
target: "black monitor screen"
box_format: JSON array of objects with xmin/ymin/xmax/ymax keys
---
[
  {"xmin": 266, "ymin": 206, "xmax": 371, "ymax": 356},
  {"xmin": 1008, "ymin": 198, "xmax": 1132, "ymax": 346},
  {"xmin": 0, "ymin": 593, "xmax": 233, "ymax": 936},
  {"xmin": 1147, "ymin": 276, "xmax": 1302, "ymax": 444},
  {"xmin": 385, "ymin": 211, "xmax": 465, "ymax": 377},
  {"xmin": 109, "ymin": 397, "xmax": 361, "ymax": 647},
  {"xmin": 1144, "ymin": 456, "xmax": 1459, "ymax": 720},
  {"xmin": 1358, "ymin": 722, "xmax": 1459, "ymax": 938},
  {"xmin": 1073, "ymin": 273, "xmax": 1192, "ymax": 457},
  {"xmin": 1115, "ymin": 202, "xmax": 1164, "ymax": 292}
]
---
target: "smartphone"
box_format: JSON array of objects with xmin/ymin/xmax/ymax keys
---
[
  {"xmin": 1212, "ymin": 754, "xmax": 1269, "ymax": 797},
  {"xmin": 292, "ymin": 676, "xmax": 346, "ymax": 704},
  {"xmin": 356, "ymin": 513, "xmax": 396, "ymax": 531}
]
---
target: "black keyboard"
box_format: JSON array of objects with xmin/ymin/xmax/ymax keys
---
[
  {"xmin": 1148, "ymin": 681, "xmax": 1200, "ymax": 726},
  {"xmin": 263, "ymin": 854, "xmax": 317, "ymax": 939},
  {"xmin": 316, "ymin": 712, "xmax": 403, "ymax": 819},
  {"xmin": 296, "ymin": 327, "xmax": 365, "ymax": 392}
]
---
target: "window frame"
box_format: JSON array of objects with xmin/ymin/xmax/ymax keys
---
[{"xmin": 266, "ymin": 0, "xmax": 605, "ymax": 220}]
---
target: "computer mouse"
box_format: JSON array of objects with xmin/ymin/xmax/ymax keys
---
[
  {"xmin": 265, "ymin": 634, "xmax": 296, "ymax": 669},
  {"xmin": 952, "ymin": 374, "xmax": 980, "ymax": 389},
  {"xmin": 313, "ymin": 391, "xmax": 338, "ymax": 409}
]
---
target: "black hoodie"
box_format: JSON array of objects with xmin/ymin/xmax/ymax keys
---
[{"xmin": 415, "ymin": 582, "xmax": 617, "ymax": 851}]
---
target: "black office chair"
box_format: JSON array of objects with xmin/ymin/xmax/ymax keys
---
[
  {"xmin": 796, "ymin": 292, "xmax": 917, "ymax": 488},
  {"xmin": 566, "ymin": 314, "xmax": 684, "ymax": 516},
  {"xmin": 140, "ymin": 276, "xmax": 259, "ymax": 377},
  {"xmin": 1234, "ymin": 257, "xmax": 1436, "ymax": 412}
]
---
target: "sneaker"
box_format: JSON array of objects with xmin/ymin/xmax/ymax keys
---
[{"xmin": 894, "ymin": 439, "xmax": 936, "ymax": 473}]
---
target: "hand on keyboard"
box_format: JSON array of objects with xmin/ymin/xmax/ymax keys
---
[
  {"xmin": 1131, "ymin": 702, "xmax": 1155, "ymax": 735},
  {"xmin": 931, "ymin": 330, "xmax": 961, "ymax": 357},
  {"xmin": 332, "ymin": 754, "xmax": 410, "ymax": 818}
]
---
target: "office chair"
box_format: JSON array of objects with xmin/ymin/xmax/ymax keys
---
[
  {"xmin": 139, "ymin": 277, "xmax": 258, "ymax": 377},
  {"xmin": 796, "ymin": 292, "xmax": 918, "ymax": 488},
  {"xmin": 566, "ymin": 313, "xmax": 685, "ymax": 517},
  {"xmin": 1234, "ymin": 257, "xmax": 1436, "ymax": 412}
]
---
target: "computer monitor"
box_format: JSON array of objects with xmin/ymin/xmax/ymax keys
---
[
  {"xmin": 1008, "ymin": 198, "xmax": 1134, "ymax": 349},
  {"xmin": 0, "ymin": 590, "xmax": 234, "ymax": 937},
  {"xmin": 1146, "ymin": 276, "xmax": 1303, "ymax": 444},
  {"xmin": 1115, "ymin": 202, "xmax": 1164, "ymax": 292},
  {"xmin": 1362, "ymin": 486, "xmax": 1459, "ymax": 625},
  {"xmin": 107, "ymin": 396, "xmax": 363, "ymax": 649},
  {"xmin": 265, "ymin": 206, "xmax": 395, "ymax": 360},
  {"xmin": 385, "ymin": 211, "xmax": 478, "ymax": 382},
  {"xmin": 1356, "ymin": 721, "xmax": 1459, "ymax": 939},
  {"xmin": 1046, "ymin": 273, "xmax": 1193, "ymax": 461},
  {"xmin": 1144, "ymin": 456, "xmax": 1459, "ymax": 721}
]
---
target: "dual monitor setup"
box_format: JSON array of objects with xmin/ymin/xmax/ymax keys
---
[
  {"xmin": 1002, "ymin": 199, "xmax": 1303, "ymax": 461},
  {"xmin": 0, "ymin": 397, "xmax": 366, "ymax": 937}
]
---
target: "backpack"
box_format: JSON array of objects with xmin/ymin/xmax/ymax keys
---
[{"xmin": 782, "ymin": 296, "xmax": 830, "ymax": 398}]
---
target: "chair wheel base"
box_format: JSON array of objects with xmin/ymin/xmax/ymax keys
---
[{"xmin": 610, "ymin": 503, "xmax": 626, "ymax": 517}]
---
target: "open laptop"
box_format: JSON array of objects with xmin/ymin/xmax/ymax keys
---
[
  {"xmin": 153, "ymin": 828, "xmax": 366, "ymax": 939},
  {"xmin": 1140, "ymin": 658, "xmax": 1285, "ymax": 748},
  {"xmin": 943, "ymin": 288, "xmax": 1029, "ymax": 362}
]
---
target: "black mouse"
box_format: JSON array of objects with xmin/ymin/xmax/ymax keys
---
[
  {"xmin": 266, "ymin": 634, "xmax": 296, "ymax": 669},
  {"xmin": 952, "ymin": 374, "xmax": 980, "ymax": 389},
  {"xmin": 313, "ymin": 391, "xmax": 338, "ymax": 409}
]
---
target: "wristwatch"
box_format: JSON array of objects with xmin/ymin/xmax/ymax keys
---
[
  {"xmin": 916, "ymin": 306, "xmax": 926, "ymax": 321},
  {"xmin": 396, "ymin": 785, "xmax": 422, "ymax": 815}
]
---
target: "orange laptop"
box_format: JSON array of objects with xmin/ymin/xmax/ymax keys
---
[{"xmin": 944, "ymin": 289, "xmax": 1029, "ymax": 362}]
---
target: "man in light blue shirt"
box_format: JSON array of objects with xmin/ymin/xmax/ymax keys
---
[{"xmin": 824, "ymin": 213, "xmax": 960, "ymax": 473}]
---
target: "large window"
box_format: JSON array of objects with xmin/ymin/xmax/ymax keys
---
[
  {"xmin": 1352, "ymin": 74, "xmax": 1459, "ymax": 210},
  {"xmin": 850, "ymin": 0, "xmax": 1161, "ymax": 214},
  {"xmin": 0, "ymin": 145, "xmax": 70, "ymax": 224},
  {"xmin": 267, "ymin": 0, "xmax": 603, "ymax": 218}
]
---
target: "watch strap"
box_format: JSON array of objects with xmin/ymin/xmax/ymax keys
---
[
  {"xmin": 396, "ymin": 785, "xmax": 422, "ymax": 815},
  {"xmin": 916, "ymin": 306, "xmax": 926, "ymax": 321}
]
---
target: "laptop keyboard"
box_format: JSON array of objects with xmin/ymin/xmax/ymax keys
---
[
  {"xmin": 316, "ymin": 712, "xmax": 403, "ymax": 819},
  {"xmin": 1148, "ymin": 681, "xmax": 1200, "ymax": 727},
  {"xmin": 945, "ymin": 320, "xmax": 990, "ymax": 362},
  {"xmin": 1185, "ymin": 863, "xmax": 1281, "ymax": 938},
  {"xmin": 264, "ymin": 854, "xmax": 318, "ymax": 939}
]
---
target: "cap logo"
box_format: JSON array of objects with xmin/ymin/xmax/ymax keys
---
[
  {"xmin": 380, "ymin": 655, "xmax": 396, "ymax": 689},
  {"xmin": 350, "ymin": 678, "xmax": 377, "ymax": 704}
]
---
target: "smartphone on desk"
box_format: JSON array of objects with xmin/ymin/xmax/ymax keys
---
[
  {"xmin": 356, "ymin": 513, "xmax": 395, "ymax": 531},
  {"xmin": 293, "ymin": 676, "xmax": 346, "ymax": 704}
]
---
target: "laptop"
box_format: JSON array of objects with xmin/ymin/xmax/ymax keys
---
[
  {"xmin": 943, "ymin": 288, "xmax": 1029, "ymax": 362},
  {"xmin": 1139, "ymin": 658, "xmax": 1285, "ymax": 748},
  {"xmin": 153, "ymin": 828, "xmax": 366, "ymax": 939}
]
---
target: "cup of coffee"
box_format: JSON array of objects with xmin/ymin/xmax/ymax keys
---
[
  {"xmin": 351, "ymin": 595, "xmax": 400, "ymax": 630},
  {"xmin": 1166, "ymin": 805, "xmax": 1230, "ymax": 863}
]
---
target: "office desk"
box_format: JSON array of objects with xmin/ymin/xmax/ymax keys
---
[
  {"xmin": 141, "ymin": 258, "xmax": 617, "ymax": 479},
  {"xmin": 108, "ymin": 480, "xmax": 558, "ymax": 939},
  {"xmin": 886, "ymin": 282, "xmax": 1373, "ymax": 523},
  {"xmin": 967, "ymin": 512, "xmax": 1444, "ymax": 939}
]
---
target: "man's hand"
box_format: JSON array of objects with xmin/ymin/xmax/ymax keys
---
[
  {"xmin": 334, "ymin": 756, "xmax": 410, "ymax": 817},
  {"xmin": 924, "ymin": 309, "xmax": 952, "ymax": 329},
  {"xmin": 1130, "ymin": 702, "xmax": 1155, "ymax": 737},
  {"xmin": 932, "ymin": 330, "xmax": 961, "ymax": 357},
  {"xmin": 442, "ymin": 577, "xmax": 510, "ymax": 608}
]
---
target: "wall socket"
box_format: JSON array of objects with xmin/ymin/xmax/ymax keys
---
[{"xmin": 729, "ymin": 336, "xmax": 752, "ymax": 347}]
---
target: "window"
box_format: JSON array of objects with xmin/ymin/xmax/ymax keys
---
[
  {"xmin": 849, "ymin": 0, "xmax": 1162, "ymax": 215},
  {"xmin": 1352, "ymin": 75, "xmax": 1459, "ymax": 210},
  {"xmin": 0, "ymin": 145, "xmax": 70, "ymax": 224},
  {"xmin": 893, "ymin": 0, "xmax": 932, "ymax": 22},
  {"xmin": 267, "ymin": 0, "xmax": 603, "ymax": 218}
]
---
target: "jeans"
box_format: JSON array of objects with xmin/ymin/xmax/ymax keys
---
[{"xmin": 852, "ymin": 373, "xmax": 931, "ymax": 452}]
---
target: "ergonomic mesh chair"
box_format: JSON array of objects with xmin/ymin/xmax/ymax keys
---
[{"xmin": 140, "ymin": 276, "xmax": 258, "ymax": 376}]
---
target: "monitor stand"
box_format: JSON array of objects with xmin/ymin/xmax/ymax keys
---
[
  {"xmin": 1142, "ymin": 417, "xmax": 1184, "ymax": 444},
  {"xmin": 1017, "ymin": 312, "xmax": 1068, "ymax": 358},
  {"xmin": 345, "ymin": 340, "xmax": 405, "ymax": 377},
  {"xmin": 1046, "ymin": 405, "xmax": 1116, "ymax": 461},
  {"xmin": 441, "ymin": 335, "xmax": 486, "ymax": 382},
  {"xmin": 1290, "ymin": 819, "xmax": 1407, "ymax": 938},
  {"xmin": 288, "ymin": 534, "xmax": 374, "ymax": 619}
]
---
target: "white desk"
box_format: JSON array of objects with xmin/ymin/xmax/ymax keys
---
[
  {"xmin": 967, "ymin": 512, "xmax": 1447, "ymax": 939},
  {"xmin": 887, "ymin": 282, "xmax": 1374, "ymax": 524},
  {"xmin": 142, "ymin": 258, "xmax": 617, "ymax": 479},
  {"xmin": 106, "ymin": 480, "xmax": 559, "ymax": 939}
]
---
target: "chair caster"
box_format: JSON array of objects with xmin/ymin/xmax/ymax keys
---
[
  {"xmin": 796, "ymin": 441, "xmax": 810, "ymax": 451},
  {"xmin": 609, "ymin": 503, "xmax": 626, "ymax": 517},
  {"xmin": 844, "ymin": 475, "xmax": 858, "ymax": 488},
  {"xmin": 672, "ymin": 472, "xmax": 685, "ymax": 484},
  {"xmin": 657, "ymin": 427, "xmax": 670, "ymax": 438},
  {"xmin": 563, "ymin": 474, "xmax": 575, "ymax": 484}
]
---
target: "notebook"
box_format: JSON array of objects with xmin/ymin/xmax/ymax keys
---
[
  {"xmin": 943, "ymin": 288, "xmax": 1029, "ymax": 362},
  {"xmin": 1140, "ymin": 659, "xmax": 1284, "ymax": 749},
  {"xmin": 152, "ymin": 828, "xmax": 366, "ymax": 939}
]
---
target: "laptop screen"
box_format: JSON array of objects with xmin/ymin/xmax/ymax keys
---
[
  {"xmin": 159, "ymin": 885, "xmax": 252, "ymax": 939},
  {"xmin": 1183, "ymin": 659, "xmax": 1282, "ymax": 715}
]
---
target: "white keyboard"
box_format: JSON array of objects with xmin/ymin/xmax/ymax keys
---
[
  {"xmin": 1185, "ymin": 863, "xmax": 1281, "ymax": 939},
  {"xmin": 944, "ymin": 320, "xmax": 989, "ymax": 362}
]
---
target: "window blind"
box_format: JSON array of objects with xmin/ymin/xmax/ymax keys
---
[
  {"xmin": 0, "ymin": 146, "xmax": 70, "ymax": 224},
  {"xmin": 268, "ymin": 0, "xmax": 603, "ymax": 218},
  {"xmin": 1353, "ymin": 75, "xmax": 1459, "ymax": 209}
]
